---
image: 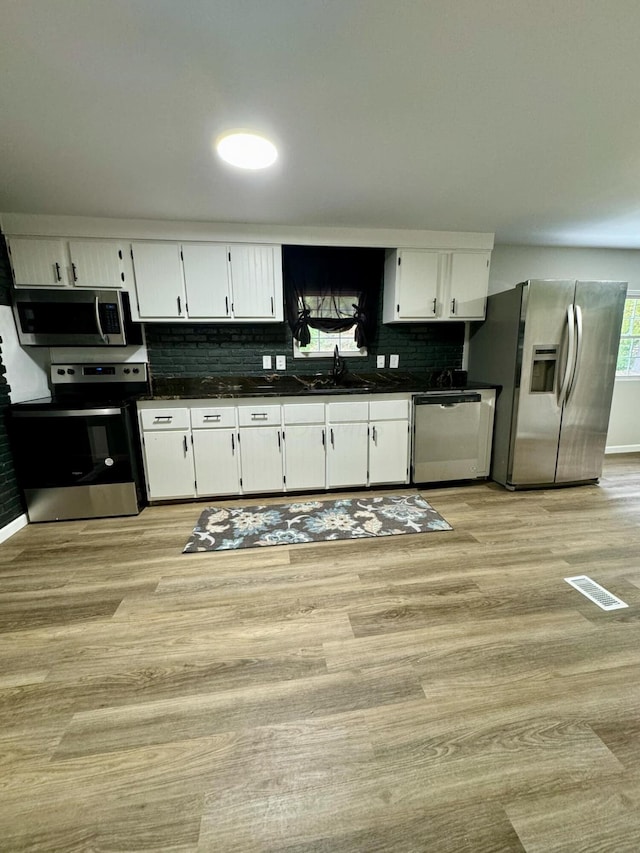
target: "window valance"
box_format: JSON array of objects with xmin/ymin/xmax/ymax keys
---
[{"xmin": 283, "ymin": 246, "xmax": 384, "ymax": 347}]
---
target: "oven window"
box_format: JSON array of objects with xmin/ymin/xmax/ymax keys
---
[{"xmin": 10, "ymin": 411, "xmax": 134, "ymax": 488}]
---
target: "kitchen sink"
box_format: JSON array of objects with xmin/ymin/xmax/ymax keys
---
[{"xmin": 293, "ymin": 373, "xmax": 375, "ymax": 392}]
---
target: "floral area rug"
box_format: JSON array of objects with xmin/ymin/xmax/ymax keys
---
[{"xmin": 183, "ymin": 493, "xmax": 452, "ymax": 552}]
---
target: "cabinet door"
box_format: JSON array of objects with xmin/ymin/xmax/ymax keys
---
[
  {"xmin": 447, "ymin": 251, "xmax": 490, "ymax": 320},
  {"xmin": 131, "ymin": 242, "xmax": 185, "ymax": 319},
  {"xmin": 181, "ymin": 243, "xmax": 232, "ymax": 319},
  {"xmin": 327, "ymin": 422, "xmax": 368, "ymax": 488},
  {"xmin": 369, "ymin": 420, "xmax": 409, "ymax": 485},
  {"xmin": 229, "ymin": 244, "xmax": 282, "ymax": 320},
  {"xmin": 68, "ymin": 241, "xmax": 125, "ymax": 289},
  {"xmin": 396, "ymin": 250, "xmax": 440, "ymax": 319},
  {"xmin": 7, "ymin": 237, "xmax": 68, "ymax": 286},
  {"xmin": 238, "ymin": 427, "xmax": 283, "ymax": 493},
  {"xmin": 192, "ymin": 429, "xmax": 240, "ymax": 496},
  {"xmin": 283, "ymin": 425, "xmax": 326, "ymax": 491},
  {"xmin": 142, "ymin": 431, "xmax": 195, "ymax": 499}
]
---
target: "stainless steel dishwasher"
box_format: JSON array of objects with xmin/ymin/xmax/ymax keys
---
[{"xmin": 412, "ymin": 392, "xmax": 483, "ymax": 483}]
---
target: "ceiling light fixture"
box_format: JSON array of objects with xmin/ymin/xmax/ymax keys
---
[{"xmin": 215, "ymin": 131, "xmax": 278, "ymax": 170}]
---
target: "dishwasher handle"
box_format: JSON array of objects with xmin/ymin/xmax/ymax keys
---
[{"xmin": 414, "ymin": 393, "xmax": 481, "ymax": 406}]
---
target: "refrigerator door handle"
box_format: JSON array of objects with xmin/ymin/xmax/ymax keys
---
[
  {"xmin": 558, "ymin": 303, "xmax": 576, "ymax": 407},
  {"xmin": 566, "ymin": 304, "xmax": 583, "ymax": 402}
]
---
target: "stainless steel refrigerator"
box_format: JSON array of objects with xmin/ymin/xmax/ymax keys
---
[{"xmin": 468, "ymin": 279, "xmax": 627, "ymax": 489}]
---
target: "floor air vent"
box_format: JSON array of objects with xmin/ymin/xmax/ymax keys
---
[{"xmin": 564, "ymin": 575, "xmax": 629, "ymax": 611}]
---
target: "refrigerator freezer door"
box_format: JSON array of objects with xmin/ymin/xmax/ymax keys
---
[
  {"xmin": 509, "ymin": 280, "xmax": 575, "ymax": 486},
  {"xmin": 555, "ymin": 281, "xmax": 627, "ymax": 483}
]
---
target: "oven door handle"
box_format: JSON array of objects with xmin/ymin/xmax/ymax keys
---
[
  {"xmin": 95, "ymin": 297, "xmax": 109, "ymax": 345},
  {"xmin": 11, "ymin": 408, "xmax": 123, "ymax": 418}
]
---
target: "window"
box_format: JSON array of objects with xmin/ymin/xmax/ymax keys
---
[
  {"xmin": 292, "ymin": 293, "xmax": 366, "ymax": 358},
  {"xmin": 616, "ymin": 294, "xmax": 640, "ymax": 377}
]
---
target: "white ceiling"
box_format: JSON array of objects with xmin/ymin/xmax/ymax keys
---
[{"xmin": 3, "ymin": 0, "xmax": 640, "ymax": 247}]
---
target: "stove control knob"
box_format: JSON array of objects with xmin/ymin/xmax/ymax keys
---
[
  {"xmin": 123, "ymin": 368, "xmax": 131, "ymax": 375},
  {"xmin": 56, "ymin": 368, "xmax": 66, "ymax": 375},
  {"xmin": 67, "ymin": 368, "xmax": 75, "ymax": 375},
  {"xmin": 132, "ymin": 367, "xmax": 140, "ymax": 374}
]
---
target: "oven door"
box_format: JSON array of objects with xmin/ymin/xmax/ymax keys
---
[
  {"xmin": 9, "ymin": 406, "xmax": 141, "ymax": 521},
  {"xmin": 12, "ymin": 289, "xmax": 127, "ymax": 346}
]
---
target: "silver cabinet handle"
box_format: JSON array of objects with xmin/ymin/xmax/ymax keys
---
[
  {"xmin": 225, "ymin": 296, "xmax": 229, "ymax": 316},
  {"xmin": 277, "ymin": 431, "xmax": 281, "ymax": 449},
  {"xmin": 251, "ymin": 412, "xmax": 268, "ymax": 421},
  {"xmin": 450, "ymin": 298, "xmax": 456, "ymax": 314},
  {"xmin": 54, "ymin": 262, "xmax": 62, "ymax": 282},
  {"xmin": 154, "ymin": 415, "xmax": 172, "ymax": 423},
  {"xmin": 432, "ymin": 298, "xmax": 437, "ymax": 315},
  {"xmin": 270, "ymin": 296, "xmax": 274, "ymax": 314},
  {"xmin": 231, "ymin": 433, "xmax": 235, "ymax": 453},
  {"xmin": 372, "ymin": 425, "xmax": 377, "ymax": 443},
  {"xmin": 71, "ymin": 262, "xmax": 78, "ymax": 282},
  {"xmin": 177, "ymin": 296, "xmax": 182, "ymax": 315},
  {"xmin": 322, "ymin": 429, "xmax": 325, "ymax": 447},
  {"xmin": 183, "ymin": 435, "xmax": 188, "ymax": 454},
  {"xmin": 203, "ymin": 414, "xmax": 221, "ymax": 422},
  {"xmin": 330, "ymin": 428, "xmax": 334, "ymax": 447}
]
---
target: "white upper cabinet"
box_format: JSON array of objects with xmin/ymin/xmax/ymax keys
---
[
  {"xmin": 67, "ymin": 240, "xmax": 127, "ymax": 289},
  {"xmin": 383, "ymin": 249, "xmax": 491, "ymax": 322},
  {"xmin": 181, "ymin": 243, "xmax": 231, "ymax": 319},
  {"xmin": 447, "ymin": 251, "xmax": 491, "ymax": 319},
  {"xmin": 8, "ymin": 237, "xmax": 130, "ymax": 289},
  {"xmin": 131, "ymin": 242, "xmax": 185, "ymax": 319},
  {"xmin": 130, "ymin": 241, "xmax": 283, "ymax": 323},
  {"xmin": 229, "ymin": 244, "xmax": 283, "ymax": 321},
  {"xmin": 7, "ymin": 238, "xmax": 68, "ymax": 286}
]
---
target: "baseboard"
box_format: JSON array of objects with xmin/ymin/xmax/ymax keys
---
[
  {"xmin": 605, "ymin": 444, "xmax": 640, "ymax": 454},
  {"xmin": 0, "ymin": 513, "xmax": 28, "ymax": 545}
]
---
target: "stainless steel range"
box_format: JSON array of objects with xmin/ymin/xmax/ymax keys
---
[{"xmin": 8, "ymin": 362, "xmax": 149, "ymax": 522}]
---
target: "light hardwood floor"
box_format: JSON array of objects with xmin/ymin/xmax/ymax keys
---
[{"xmin": 1, "ymin": 454, "xmax": 640, "ymax": 852}]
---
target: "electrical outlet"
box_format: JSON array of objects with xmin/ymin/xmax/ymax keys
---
[
  {"xmin": 262, "ymin": 355, "xmax": 272, "ymax": 370},
  {"xmin": 276, "ymin": 355, "xmax": 286, "ymax": 370},
  {"xmin": 376, "ymin": 355, "xmax": 385, "ymax": 368},
  {"xmin": 390, "ymin": 354, "xmax": 399, "ymax": 368}
]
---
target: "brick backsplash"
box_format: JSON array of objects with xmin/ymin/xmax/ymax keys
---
[
  {"xmin": 146, "ymin": 317, "xmax": 464, "ymax": 377},
  {"xmin": 0, "ymin": 238, "xmax": 25, "ymax": 529}
]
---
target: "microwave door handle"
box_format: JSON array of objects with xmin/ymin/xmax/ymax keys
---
[
  {"xmin": 94, "ymin": 297, "xmax": 108, "ymax": 344},
  {"xmin": 557, "ymin": 303, "xmax": 575, "ymax": 407},
  {"xmin": 566, "ymin": 304, "xmax": 583, "ymax": 403}
]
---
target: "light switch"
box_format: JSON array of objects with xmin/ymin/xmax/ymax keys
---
[
  {"xmin": 262, "ymin": 355, "xmax": 272, "ymax": 370},
  {"xmin": 376, "ymin": 355, "xmax": 385, "ymax": 368},
  {"xmin": 276, "ymin": 355, "xmax": 286, "ymax": 370},
  {"xmin": 390, "ymin": 354, "xmax": 399, "ymax": 368}
]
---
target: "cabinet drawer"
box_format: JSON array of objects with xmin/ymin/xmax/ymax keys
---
[
  {"xmin": 326, "ymin": 401, "xmax": 369, "ymax": 422},
  {"xmin": 237, "ymin": 404, "xmax": 281, "ymax": 426},
  {"xmin": 140, "ymin": 408, "xmax": 190, "ymax": 430},
  {"xmin": 369, "ymin": 399, "xmax": 410, "ymax": 420},
  {"xmin": 283, "ymin": 403, "xmax": 325, "ymax": 425},
  {"xmin": 191, "ymin": 407, "xmax": 236, "ymax": 429}
]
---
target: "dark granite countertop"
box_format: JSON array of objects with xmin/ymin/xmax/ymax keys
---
[{"xmin": 142, "ymin": 370, "xmax": 497, "ymax": 401}]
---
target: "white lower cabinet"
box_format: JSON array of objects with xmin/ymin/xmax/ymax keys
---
[
  {"xmin": 326, "ymin": 401, "xmax": 370, "ymax": 489},
  {"xmin": 192, "ymin": 430, "xmax": 240, "ymax": 497},
  {"xmin": 138, "ymin": 394, "xmax": 417, "ymax": 501},
  {"xmin": 238, "ymin": 426, "xmax": 284, "ymax": 493},
  {"xmin": 282, "ymin": 402, "xmax": 326, "ymax": 491},
  {"xmin": 369, "ymin": 399, "xmax": 410, "ymax": 485},
  {"xmin": 283, "ymin": 424, "xmax": 326, "ymax": 491},
  {"xmin": 369, "ymin": 420, "xmax": 410, "ymax": 485},
  {"xmin": 143, "ymin": 431, "xmax": 196, "ymax": 500},
  {"xmin": 327, "ymin": 422, "xmax": 369, "ymax": 488}
]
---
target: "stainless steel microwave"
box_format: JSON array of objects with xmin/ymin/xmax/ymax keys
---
[{"xmin": 12, "ymin": 289, "xmax": 143, "ymax": 347}]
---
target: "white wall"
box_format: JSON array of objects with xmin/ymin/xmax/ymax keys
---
[{"xmin": 489, "ymin": 245, "xmax": 640, "ymax": 453}]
